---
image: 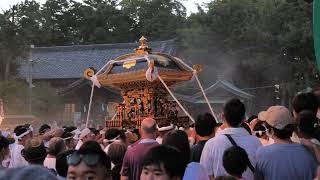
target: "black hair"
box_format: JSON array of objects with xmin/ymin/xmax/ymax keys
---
[
  {"xmin": 223, "ymin": 146, "xmax": 249, "ymax": 178},
  {"xmin": 78, "ymin": 141, "xmax": 111, "ymax": 169},
  {"xmin": 14, "ymin": 125, "xmax": 29, "ymax": 137},
  {"xmin": 297, "ymin": 110, "xmax": 320, "ymax": 141},
  {"xmin": 62, "ymin": 131, "xmax": 73, "ymax": 139},
  {"xmin": 56, "ymin": 150, "xmax": 75, "ymax": 177},
  {"xmin": 105, "ymin": 128, "xmax": 126, "ymax": 142},
  {"xmin": 269, "ymin": 124, "xmax": 295, "ymax": 140},
  {"xmin": 89, "ymin": 128, "xmax": 99, "ymax": 135},
  {"xmin": 163, "ymin": 130, "xmax": 190, "ymax": 171},
  {"xmin": 0, "ymin": 136, "xmax": 10, "ymax": 151},
  {"xmin": 253, "ymin": 120, "xmax": 266, "ymax": 138},
  {"xmin": 142, "ymin": 145, "xmax": 185, "ymax": 178},
  {"xmin": 39, "ymin": 124, "xmax": 51, "ymax": 135},
  {"xmin": 64, "ymin": 126, "xmax": 77, "ymax": 133},
  {"xmin": 223, "ymin": 98, "xmax": 246, "ymax": 127},
  {"xmin": 107, "ymin": 142, "xmax": 127, "ymax": 165},
  {"xmin": 240, "ymin": 122, "xmax": 252, "ymax": 135},
  {"xmin": 195, "ymin": 113, "xmax": 218, "ymax": 137},
  {"xmin": 246, "ymin": 115, "xmax": 257, "ymax": 124},
  {"xmin": 292, "ymin": 92, "xmax": 318, "ymax": 114}
]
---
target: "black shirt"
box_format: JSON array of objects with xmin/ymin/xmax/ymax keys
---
[{"xmin": 190, "ymin": 140, "xmax": 208, "ymax": 162}]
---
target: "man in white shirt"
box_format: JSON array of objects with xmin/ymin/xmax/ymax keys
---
[
  {"xmin": 200, "ymin": 98, "xmax": 262, "ymax": 180},
  {"xmin": 9, "ymin": 125, "xmax": 33, "ymax": 168}
]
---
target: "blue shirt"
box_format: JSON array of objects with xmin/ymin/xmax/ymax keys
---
[{"xmin": 255, "ymin": 143, "xmax": 318, "ymax": 180}]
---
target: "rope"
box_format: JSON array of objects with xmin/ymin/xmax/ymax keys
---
[
  {"xmin": 144, "ymin": 55, "xmax": 195, "ymax": 122},
  {"xmin": 85, "ymin": 55, "xmax": 141, "ymax": 127},
  {"xmin": 174, "ymin": 57, "xmax": 219, "ymax": 123},
  {"xmin": 193, "ymin": 72, "xmax": 219, "ymax": 123},
  {"xmin": 85, "ymin": 84, "xmax": 95, "ymax": 128},
  {"xmin": 158, "ymin": 75, "xmax": 195, "ymax": 123}
]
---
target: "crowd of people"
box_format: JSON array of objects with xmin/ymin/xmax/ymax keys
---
[{"xmin": 0, "ymin": 91, "xmax": 319, "ymax": 180}]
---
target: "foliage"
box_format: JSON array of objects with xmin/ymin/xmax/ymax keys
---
[
  {"xmin": 0, "ymin": 80, "xmax": 62, "ymax": 116},
  {"xmin": 177, "ymin": 0, "xmax": 317, "ymax": 92}
]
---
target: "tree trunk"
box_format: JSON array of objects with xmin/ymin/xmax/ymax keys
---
[{"xmin": 4, "ymin": 60, "xmax": 10, "ymax": 81}]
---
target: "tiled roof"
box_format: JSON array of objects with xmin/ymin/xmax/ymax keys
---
[{"xmin": 19, "ymin": 39, "xmax": 175, "ymax": 79}]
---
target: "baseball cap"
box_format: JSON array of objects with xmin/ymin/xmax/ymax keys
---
[{"xmin": 258, "ymin": 106, "xmax": 294, "ymax": 130}]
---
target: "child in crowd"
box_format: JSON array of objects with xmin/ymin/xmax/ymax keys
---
[
  {"xmin": 222, "ymin": 146, "xmax": 250, "ymax": 180},
  {"xmin": 140, "ymin": 145, "xmax": 185, "ymax": 180}
]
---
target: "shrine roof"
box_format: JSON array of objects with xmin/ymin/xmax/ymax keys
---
[
  {"xmin": 173, "ymin": 80, "xmax": 254, "ymax": 103},
  {"xmin": 193, "ymin": 80, "xmax": 254, "ymax": 100},
  {"xmin": 19, "ymin": 39, "xmax": 175, "ymax": 80}
]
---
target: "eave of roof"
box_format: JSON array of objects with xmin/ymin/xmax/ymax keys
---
[
  {"xmin": 193, "ymin": 80, "xmax": 254, "ymax": 99},
  {"xmin": 18, "ymin": 39, "xmax": 175, "ymax": 80}
]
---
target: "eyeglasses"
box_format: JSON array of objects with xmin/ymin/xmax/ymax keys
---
[{"xmin": 67, "ymin": 153, "xmax": 100, "ymax": 167}]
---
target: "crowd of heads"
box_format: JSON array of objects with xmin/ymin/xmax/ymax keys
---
[{"xmin": 0, "ymin": 91, "xmax": 319, "ymax": 180}]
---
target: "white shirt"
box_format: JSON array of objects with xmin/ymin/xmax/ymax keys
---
[
  {"xmin": 183, "ymin": 162, "xmax": 210, "ymax": 180},
  {"xmin": 8, "ymin": 143, "xmax": 28, "ymax": 168},
  {"xmin": 44, "ymin": 157, "xmax": 56, "ymax": 171},
  {"xmin": 200, "ymin": 127, "xmax": 262, "ymax": 180}
]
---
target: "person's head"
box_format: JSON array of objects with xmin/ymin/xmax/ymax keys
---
[
  {"xmin": 47, "ymin": 137, "xmax": 66, "ymax": 157},
  {"xmin": 104, "ymin": 128, "xmax": 126, "ymax": 144},
  {"xmin": 67, "ymin": 141, "xmax": 112, "ymax": 180},
  {"xmin": 297, "ymin": 110, "xmax": 320, "ymax": 141},
  {"xmin": 246, "ymin": 115, "xmax": 257, "ymax": 124},
  {"xmin": 39, "ymin": 124, "xmax": 51, "ymax": 136},
  {"xmin": 163, "ymin": 130, "xmax": 190, "ymax": 170},
  {"xmin": 56, "ymin": 150, "xmax": 75, "ymax": 177},
  {"xmin": 64, "ymin": 126, "xmax": 77, "ymax": 133},
  {"xmin": 0, "ymin": 136, "xmax": 10, "ymax": 162},
  {"xmin": 14, "ymin": 125, "xmax": 33, "ymax": 145},
  {"xmin": 157, "ymin": 122, "xmax": 175, "ymax": 138},
  {"xmin": 223, "ymin": 98, "xmax": 246, "ymax": 127},
  {"xmin": 141, "ymin": 145, "xmax": 185, "ymax": 180},
  {"xmin": 22, "ymin": 138, "xmax": 47, "ymax": 165},
  {"xmin": 258, "ymin": 106, "xmax": 295, "ymax": 141},
  {"xmin": 223, "ymin": 146, "xmax": 249, "ymax": 178},
  {"xmin": 140, "ymin": 118, "xmax": 157, "ymax": 139},
  {"xmin": 292, "ymin": 92, "xmax": 318, "ymax": 118},
  {"xmin": 62, "ymin": 131, "xmax": 76, "ymax": 150},
  {"xmin": 79, "ymin": 128, "xmax": 95, "ymax": 143},
  {"xmin": 252, "ymin": 120, "xmax": 267, "ymax": 139},
  {"xmin": 52, "ymin": 128, "xmax": 64, "ymax": 138},
  {"xmin": 0, "ymin": 166, "xmax": 58, "ymax": 179},
  {"xmin": 107, "ymin": 142, "xmax": 127, "ymax": 165},
  {"xmin": 89, "ymin": 128, "xmax": 99, "ymax": 136},
  {"xmin": 195, "ymin": 113, "xmax": 220, "ymax": 138}
]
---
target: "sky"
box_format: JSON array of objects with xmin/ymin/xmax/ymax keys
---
[{"xmin": 0, "ymin": 0, "xmax": 212, "ymax": 15}]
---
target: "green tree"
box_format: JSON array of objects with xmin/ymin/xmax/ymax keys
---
[
  {"xmin": 121, "ymin": 0, "xmax": 187, "ymax": 40},
  {"xmin": 0, "ymin": 7, "xmax": 28, "ymax": 81}
]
